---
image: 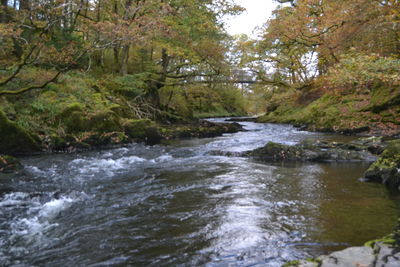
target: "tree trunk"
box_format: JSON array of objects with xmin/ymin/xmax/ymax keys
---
[
  {"xmin": 148, "ymin": 48, "xmax": 169, "ymax": 108},
  {"xmin": 0, "ymin": 0, "xmax": 8, "ymax": 23},
  {"xmin": 118, "ymin": 0, "xmax": 133, "ymax": 75},
  {"xmin": 19, "ymin": 0, "xmax": 30, "ymax": 10},
  {"xmin": 119, "ymin": 45, "xmax": 130, "ymax": 75},
  {"xmin": 113, "ymin": 47, "xmax": 120, "ymax": 71}
]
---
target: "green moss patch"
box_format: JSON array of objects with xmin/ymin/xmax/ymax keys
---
[{"xmin": 0, "ymin": 111, "xmax": 41, "ymax": 155}]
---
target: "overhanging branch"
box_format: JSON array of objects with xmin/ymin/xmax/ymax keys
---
[{"xmin": 0, "ymin": 71, "xmax": 62, "ymax": 96}]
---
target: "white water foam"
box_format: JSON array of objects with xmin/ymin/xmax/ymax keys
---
[
  {"xmin": 0, "ymin": 191, "xmax": 85, "ymax": 254},
  {"xmin": 0, "ymin": 192, "xmax": 31, "ymax": 207},
  {"xmin": 10, "ymin": 196, "xmax": 75, "ymax": 239},
  {"xmin": 149, "ymin": 154, "xmax": 173, "ymax": 163},
  {"xmin": 70, "ymin": 155, "xmax": 147, "ymax": 176}
]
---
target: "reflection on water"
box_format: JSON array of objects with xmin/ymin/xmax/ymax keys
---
[{"xmin": 0, "ymin": 119, "xmax": 399, "ymax": 266}]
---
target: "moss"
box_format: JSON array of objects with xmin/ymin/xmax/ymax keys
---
[
  {"xmin": 257, "ymin": 84, "xmax": 400, "ymax": 135},
  {"xmin": 0, "ymin": 110, "xmax": 41, "ymax": 155},
  {"xmin": 86, "ymin": 111, "xmax": 122, "ymax": 132},
  {"xmin": 282, "ymin": 260, "xmax": 300, "ymax": 267},
  {"xmin": 368, "ymin": 140, "xmax": 400, "ymax": 170},
  {"xmin": 306, "ymin": 258, "xmax": 322, "ymax": 264},
  {"xmin": 56, "ymin": 102, "xmax": 86, "ymax": 133},
  {"xmin": 364, "ymin": 139, "xmax": 400, "ymax": 189},
  {"xmin": 50, "ymin": 135, "xmax": 68, "ymax": 150},
  {"xmin": 109, "ymin": 104, "xmax": 126, "ymax": 117},
  {"xmin": 56, "ymin": 102, "xmax": 122, "ymax": 134},
  {"xmin": 122, "ymin": 119, "xmax": 153, "ymax": 139},
  {"xmin": 364, "ymin": 235, "xmax": 396, "ymax": 248},
  {"xmin": 79, "ymin": 131, "xmax": 128, "ymax": 146},
  {"xmin": 58, "ymin": 102, "xmax": 85, "ymax": 116}
]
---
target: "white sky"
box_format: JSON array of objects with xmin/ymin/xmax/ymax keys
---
[{"xmin": 226, "ymin": 0, "xmax": 278, "ymax": 36}]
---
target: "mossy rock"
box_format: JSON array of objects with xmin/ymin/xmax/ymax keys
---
[
  {"xmin": 56, "ymin": 103, "xmax": 87, "ymax": 133},
  {"xmin": 364, "ymin": 235, "xmax": 396, "ymax": 248},
  {"xmin": 0, "ymin": 111, "xmax": 41, "ymax": 155},
  {"xmin": 57, "ymin": 103, "xmax": 122, "ymax": 133},
  {"xmin": 57, "ymin": 102, "xmax": 85, "ymax": 118},
  {"xmin": 249, "ymin": 142, "xmax": 304, "ymax": 161},
  {"xmin": 122, "ymin": 119, "xmax": 152, "ymax": 139},
  {"xmin": 283, "ymin": 259, "xmax": 319, "ymax": 267},
  {"xmin": 80, "ymin": 131, "xmax": 128, "ymax": 146},
  {"xmin": 85, "ymin": 111, "xmax": 122, "ymax": 132},
  {"xmin": 364, "ymin": 139, "xmax": 400, "ymax": 190},
  {"xmin": 247, "ymin": 141, "xmax": 376, "ymax": 162},
  {"xmin": 122, "ymin": 119, "xmax": 162, "ymax": 145}
]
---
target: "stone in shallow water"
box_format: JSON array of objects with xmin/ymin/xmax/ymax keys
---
[
  {"xmin": 0, "ymin": 155, "xmax": 22, "ymax": 173},
  {"xmin": 247, "ymin": 141, "xmax": 377, "ymax": 162},
  {"xmin": 318, "ymin": 246, "xmax": 374, "ymax": 267}
]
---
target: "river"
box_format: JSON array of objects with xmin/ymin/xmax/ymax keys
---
[{"xmin": 1, "ymin": 119, "xmax": 399, "ymax": 266}]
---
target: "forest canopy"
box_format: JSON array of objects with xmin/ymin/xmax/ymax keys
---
[
  {"xmin": 0, "ymin": 0, "xmax": 399, "ymax": 150},
  {"xmin": 237, "ymin": 0, "xmax": 400, "ymax": 88}
]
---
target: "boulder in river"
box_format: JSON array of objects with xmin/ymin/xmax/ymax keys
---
[
  {"xmin": 352, "ymin": 136, "xmax": 387, "ymax": 155},
  {"xmin": 161, "ymin": 120, "xmax": 243, "ymax": 140},
  {"xmin": 246, "ymin": 139, "xmax": 377, "ymax": 162},
  {"xmin": 363, "ymin": 139, "xmax": 400, "ymax": 190}
]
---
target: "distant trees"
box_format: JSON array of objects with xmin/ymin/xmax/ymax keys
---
[{"xmin": 238, "ymin": 0, "xmax": 400, "ymax": 88}]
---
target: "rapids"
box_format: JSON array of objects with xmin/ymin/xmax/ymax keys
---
[{"xmin": 1, "ymin": 119, "xmax": 399, "ymax": 266}]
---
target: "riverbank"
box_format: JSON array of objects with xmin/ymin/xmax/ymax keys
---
[
  {"xmin": 258, "ymin": 83, "xmax": 400, "ymax": 137},
  {"xmin": 0, "ymin": 69, "xmax": 246, "ymax": 157},
  {"xmin": 0, "ymin": 114, "xmax": 243, "ymax": 156}
]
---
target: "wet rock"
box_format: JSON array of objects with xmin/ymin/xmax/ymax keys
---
[
  {"xmin": 225, "ymin": 117, "xmax": 258, "ymax": 122},
  {"xmin": 247, "ymin": 140, "xmax": 377, "ymax": 162},
  {"xmin": 208, "ymin": 150, "xmax": 244, "ymax": 157},
  {"xmin": 363, "ymin": 139, "xmax": 400, "ymax": 190},
  {"xmin": 293, "ymin": 124, "xmax": 309, "ymax": 131},
  {"xmin": 318, "ymin": 247, "xmax": 374, "ymax": 267},
  {"xmin": 375, "ymin": 242, "xmax": 400, "ymax": 267},
  {"xmin": 144, "ymin": 126, "xmax": 162, "ymax": 145},
  {"xmin": 162, "ymin": 121, "xmax": 243, "ymax": 140},
  {"xmin": 339, "ymin": 126, "xmax": 370, "ymax": 135},
  {"xmin": 80, "ymin": 132, "xmax": 128, "ymax": 147},
  {"xmin": 0, "ymin": 155, "xmax": 22, "ymax": 173},
  {"xmin": 352, "ymin": 136, "xmax": 387, "ymax": 155},
  {"xmin": 285, "ymin": 243, "xmax": 400, "ymax": 267}
]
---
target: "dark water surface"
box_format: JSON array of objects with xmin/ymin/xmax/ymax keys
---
[{"xmin": 1, "ymin": 119, "xmax": 399, "ymax": 266}]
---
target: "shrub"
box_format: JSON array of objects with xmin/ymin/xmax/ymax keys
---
[{"xmin": 326, "ymin": 52, "xmax": 400, "ymax": 89}]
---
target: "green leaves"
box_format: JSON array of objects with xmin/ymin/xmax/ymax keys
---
[{"xmin": 326, "ymin": 53, "xmax": 400, "ymax": 88}]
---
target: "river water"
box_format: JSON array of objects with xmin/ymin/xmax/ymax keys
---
[{"xmin": 1, "ymin": 119, "xmax": 399, "ymax": 266}]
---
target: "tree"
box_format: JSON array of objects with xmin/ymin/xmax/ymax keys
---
[{"xmin": 243, "ymin": 0, "xmax": 400, "ymax": 89}]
